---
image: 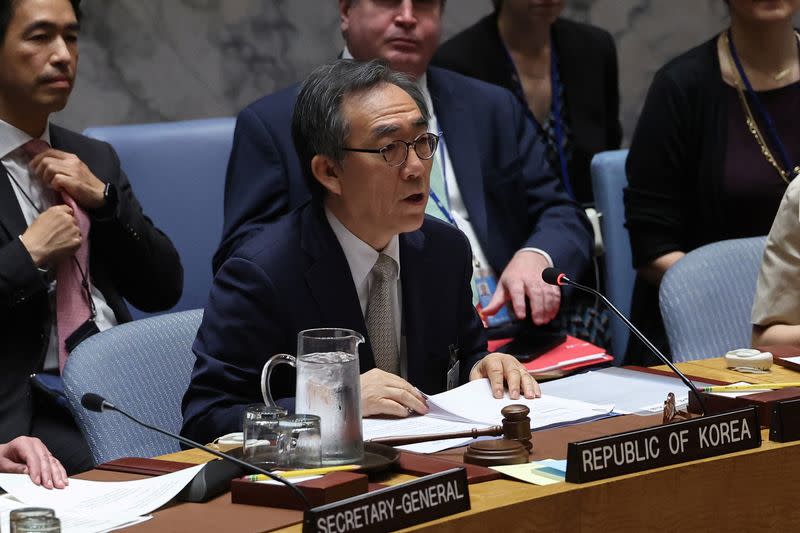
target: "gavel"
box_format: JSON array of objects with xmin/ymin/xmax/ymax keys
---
[{"xmin": 367, "ymin": 404, "xmax": 532, "ymax": 451}]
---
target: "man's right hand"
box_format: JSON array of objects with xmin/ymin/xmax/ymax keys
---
[
  {"xmin": 360, "ymin": 368, "xmax": 429, "ymax": 418},
  {"xmin": 19, "ymin": 205, "xmax": 81, "ymax": 268}
]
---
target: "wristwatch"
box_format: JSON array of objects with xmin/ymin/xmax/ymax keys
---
[{"xmin": 92, "ymin": 182, "xmax": 118, "ymax": 219}]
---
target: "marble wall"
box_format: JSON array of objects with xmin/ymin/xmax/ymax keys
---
[{"xmin": 56, "ymin": 0, "xmax": 734, "ymax": 143}]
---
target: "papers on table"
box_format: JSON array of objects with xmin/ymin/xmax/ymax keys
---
[
  {"xmin": 0, "ymin": 463, "xmax": 205, "ymax": 533},
  {"xmin": 363, "ymin": 378, "xmax": 614, "ymax": 453},
  {"xmin": 0, "ymin": 495, "xmax": 152, "ymax": 533},
  {"xmin": 783, "ymin": 356, "xmax": 800, "ymax": 365},
  {"xmin": 491, "ymin": 459, "xmax": 567, "ymax": 486},
  {"xmin": 425, "ymin": 379, "xmax": 614, "ymax": 427},
  {"xmin": 540, "ymin": 367, "xmax": 717, "ymax": 415}
]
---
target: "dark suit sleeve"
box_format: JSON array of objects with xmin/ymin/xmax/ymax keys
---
[
  {"xmin": 181, "ymin": 256, "xmax": 286, "ymax": 444},
  {"xmin": 213, "ymin": 106, "xmax": 292, "ymax": 273},
  {"xmin": 0, "ymin": 238, "xmax": 48, "ymax": 315},
  {"xmin": 623, "ymin": 70, "xmax": 688, "ymax": 269},
  {"xmin": 89, "ymin": 142, "xmax": 183, "ymax": 312},
  {"xmin": 509, "ymin": 91, "xmax": 593, "ymax": 278}
]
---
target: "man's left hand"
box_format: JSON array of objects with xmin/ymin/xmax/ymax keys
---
[
  {"xmin": 30, "ymin": 149, "xmax": 106, "ymax": 209},
  {"xmin": 470, "ymin": 352, "xmax": 540, "ymax": 399},
  {"xmin": 482, "ymin": 251, "xmax": 560, "ymax": 325}
]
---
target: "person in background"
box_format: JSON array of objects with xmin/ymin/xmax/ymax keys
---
[
  {"xmin": 0, "ymin": 0, "xmax": 183, "ymax": 473},
  {"xmin": 0, "ymin": 436, "xmax": 68, "ymax": 489},
  {"xmin": 214, "ymin": 0, "xmax": 593, "ymax": 347},
  {"xmin": 751, "ymin": 178, "xmax": 800, "ymax": 346},
  {"xmin": 624, "ymin": 0, "xmax": 800, "ymax": 364},
  {"xmin": 433, "ymin": 0, "xmax": 622, "ymax": 207}
]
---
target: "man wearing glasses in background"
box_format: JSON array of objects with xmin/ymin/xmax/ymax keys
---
[
  {"xmin": 215, "ymin": 0, "xmax": 592, "ymax": 341},
  {"xmin": 182, "ymin": 60, "xmax": 539, "ymax": 445}
]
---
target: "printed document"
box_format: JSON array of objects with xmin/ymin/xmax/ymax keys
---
[
  {"xmin": 363, "ymin": 378, "xmax": 614, "ymax": 453},
  {"xmin": 0, "ymin": 463, "xmax": 205, "ymax": 532}
]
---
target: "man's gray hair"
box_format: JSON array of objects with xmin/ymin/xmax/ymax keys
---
[{"xmin": 292, "ymin": 58, "xmax": 430, "ymax": 201}]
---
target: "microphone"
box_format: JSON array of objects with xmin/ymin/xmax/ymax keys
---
[
  {"xmin": 80, "ymin": 393, "xmax": 311, "ymax": 509},
  {"xmin": 541, "ymin": 268, "xmax": 707, "ymax": 414}
]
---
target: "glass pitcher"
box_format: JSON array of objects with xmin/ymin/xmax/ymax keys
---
[{"xmin": 261, "ymin": 328, "xmax": 364, "ymax": 465}]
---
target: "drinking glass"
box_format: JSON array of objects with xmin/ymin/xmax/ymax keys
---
[{"xmin": 242, "ymin": 403, "xmax": 288, "ymax": 468}]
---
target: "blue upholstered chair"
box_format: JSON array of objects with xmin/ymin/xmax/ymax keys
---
[
  {"xmin": 62, "ymin": 309, "xmax": 202, "ymax": 465},
  {"xmin": 83, "ymin": 118, "xmax": 235, "ymax": 318},
  {"xmin": 590, "ymin": 149, "xmax": 634, "ymax": 363},
  {"xmin": 659, "ymin": 236, "xmax": 767, "ymax": 362}
]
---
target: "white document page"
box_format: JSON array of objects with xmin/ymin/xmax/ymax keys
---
[
  {"xmin": 362, "ymin": 379, "xmax": 614, "ymax": 453},
  {"xmin": 539, "ymin": 366, "xmax": 717, "ymax": 414},
  {"xmin": 0, "ymin": 463, "xmax": 205, "ymax": 522},
  {"xmin": 426, "ymin": 378, "xmax": 614, "ymax": 427},
  {"xmin": 784, "ymin": 356, "xmax": 800, "ymax": 365},
  {"xmin": 0, "ymin": 494, "xmax": 151, "ymax": 533}
]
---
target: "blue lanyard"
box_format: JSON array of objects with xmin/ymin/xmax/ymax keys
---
[
  {"xmin": 727, "ymin": 29, "xmax": 799, "ymax": 179},
  {"xmin": 429, "ymin": 133, "xmax": 457, "ymax": 226},
  {"xmin": 500, "ymin": 28, "xmax": 575, "ymax": 200}
]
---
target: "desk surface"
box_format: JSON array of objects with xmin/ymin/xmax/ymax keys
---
[{"xmin": 107, "ymin": 358, "xmax": 800, "ymax": 532}]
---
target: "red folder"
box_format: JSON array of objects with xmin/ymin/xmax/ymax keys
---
[{"xmin": 523, "ymin": 335, "xmax": 612, "ymax": 373}]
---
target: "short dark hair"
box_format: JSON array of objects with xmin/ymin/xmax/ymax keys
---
[
  {"xmin": 292, "ymin": 59, "xmax": 430, "ymax": 202},
  {"xmin": 0, "ymin": 0, "xmax": 82, "ymax": 45}
]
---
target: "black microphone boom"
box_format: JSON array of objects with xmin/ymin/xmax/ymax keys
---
[
  {"xmin": 541, "ymin": 268, "xmax": 707, "ymax": 414},
  {"xmin": 80, "ymin": 392, "xmax": 311, "ymax": 509}
]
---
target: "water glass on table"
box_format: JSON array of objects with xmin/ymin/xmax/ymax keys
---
[
  {"xmin": 278, "ymin": 414, "xmax": 322, "ymax": 469},
  {"xmin": 242, "ymin": 403, "xmax": 288, "ymax": 468}
]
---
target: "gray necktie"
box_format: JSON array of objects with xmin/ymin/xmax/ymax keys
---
[{"xmin": 366, "ymin": 253, "xmax": 399, "ymax": 374}]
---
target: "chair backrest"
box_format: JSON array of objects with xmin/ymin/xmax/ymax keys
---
[
  {"xmin": 84, "ymin": 118, "xmax": 235, "ymax": 318},
  {"xmin": 659, "ymin": 236, "xmax": 767, "ymax": 362},
  {"xmin": 62, "ymin": 309, "xmax": 202, "ymax": 465},
  {"xmin": 590, "ymin": 149, "xmax": 634, "ymax": 363}
]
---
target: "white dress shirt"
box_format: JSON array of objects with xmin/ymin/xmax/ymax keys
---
[
  {"xmin": 0, "ymin": 119, "xmax": 117, "ymax": 370},
  {"xmin": 325, "ymin": 207, "xmax": 408, "ymax": 378},
  {"xmin": 341, "ymin": 48, "xmax": 553, "ymax": 283}
]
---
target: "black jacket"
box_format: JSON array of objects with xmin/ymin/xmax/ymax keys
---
[
  {"xmin": 432, "ymin": 14, "xmax": 622, "ymax": 205},
  {"xmin": 0, "ymin": 124, "xmax": 183, "ymax": 440}
]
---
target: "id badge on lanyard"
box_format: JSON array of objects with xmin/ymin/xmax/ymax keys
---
[{"xmin": 474, "ymin": 264, "xmax": 512, "ymax": 327}]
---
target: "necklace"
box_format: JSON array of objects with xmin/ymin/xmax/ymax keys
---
[{"xmin": 724, "ymin": 31, "xmax": 800, "ymax": 184}]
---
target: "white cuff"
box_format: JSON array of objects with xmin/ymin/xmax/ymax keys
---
[{"xmin": 515, "ymin": 247, "xmax": 554, "ymax": 268}]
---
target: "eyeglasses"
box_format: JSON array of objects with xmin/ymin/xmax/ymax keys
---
[{"xmin": 342, "ymin": 132, "xmax": 439, "ymax": 167}]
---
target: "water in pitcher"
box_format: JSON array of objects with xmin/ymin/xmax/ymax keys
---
[{"xmin": 295, "ymin": 351, "xmax": 364, "ymax": 465}]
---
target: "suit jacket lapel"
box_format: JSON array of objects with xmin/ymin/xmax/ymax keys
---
[
  {"xmin": 399, "ymin": 227, "xmax": 428, "ymax": 388},
  {"xmin": 427, "ymin": 68, "xmax": 490, "ymax": 249},
  {"xmin": 301, "ymin": 204, "xmax": 376, "ymax": 371}
]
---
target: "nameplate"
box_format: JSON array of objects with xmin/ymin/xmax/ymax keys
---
[
  {"xmin": 770, "ymin": 398, "xmax": 800, "ymax": 442},
  {"xmin": 302, "ymin": 468, "xmax": 469, "ymax": 533},
  {"xmin": 566, "ymin": 407, "xmax": 761, "ymax": 483}
]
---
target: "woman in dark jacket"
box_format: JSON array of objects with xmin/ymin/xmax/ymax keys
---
[
  {"xmin": 433, "ymin": 0, "xmax": 622, "ymax": 206},
  {"xmin": 624, "ymin": 0, "xmax": 800, "ymax": 364}
]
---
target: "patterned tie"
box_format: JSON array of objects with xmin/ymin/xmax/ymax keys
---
[
  {"xmin": 22, "ymin": 139, "xmax": 92, "ymax": 373},
  {"xmin": 366, "ymin": 254, "xmax": 399, "ymax": 374},
  {"xmin": 424, "ymin": 153, "xmax": 450, "ymax": 221}
]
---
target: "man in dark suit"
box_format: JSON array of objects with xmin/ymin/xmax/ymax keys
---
[
  {"xmin": 182, "ymin": 59, "xmax": 539, "ymax": 445},
  {"xmin": 215, "ymin": 0, "xmax": 593, "ymax": 334},
  {"xmin": 0, "ymin": 0, "xmax": 182, "ymax": 473}
]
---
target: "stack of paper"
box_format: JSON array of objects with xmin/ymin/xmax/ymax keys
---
[
  {"xmin": 363, "ymin": 378, "xmax": 614, "ymax": 453},
  {"xmin": 0, "ymin": 463, "xmax": 206, "ymax": 533}
]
